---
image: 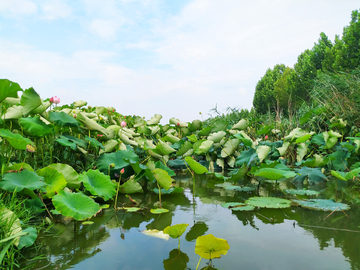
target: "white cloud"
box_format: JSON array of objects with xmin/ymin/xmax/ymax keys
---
[
  {"xmin": 40, "ymin": 0, "xmax": 72, "ymax": 20},
  {"xmin": 0, "ymin": 0, "xmax": 37, "ymax": 17},
  {"xmin": 89, "ymin": 18, "xmax": 124, "ymax": 39}
]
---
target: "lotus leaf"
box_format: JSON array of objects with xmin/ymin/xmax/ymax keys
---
[
  {"xmin": 232, "ymin": 119, "xmax": 248, "ymax": 130},
  {"xmin": 0, "ymin": 206, "xmax": 22, "ymax": 246},
  {"xmin": 210, "ymin": 120, "xmax": 228, "ymax": 133},
  {"xmin": 284, "ymin": 189, "xmax": 319, "ymax": 196},
  {"xmin": 198, "ymin": 126, "xmax": 212, "ymax": 136},
  {"xmin": 156, "ymin": 140, "xmax": 176, "ymax": 155},
  {"xmin": 187, "ymin": 134, "xmax": 198, "ymax": 142},
  {"xmin": 233, "ymin": 133, "xmax": 253, "ymax": 147},
  {"xmin": 235, "ymin": 148, "xmax": 257, "ymax": 167},
  {"xmin": 150, "ymin": 208, "xmax": 169, "ymax": 214},
  {"xmin": 20, "ymin": 87, "xmax": 42, "ymax": 115},
  {"xmin": 120, "ymin": 178, "xmax": 143, "ymax": 194},
  {"xmin": 0, "ymin": 79, "xmax": 22, "ymax": 102},
  {"xmin": 184, "ymin": 156, "xmax": 208, "ymax": 174},
  {"xmin": 122, "ymin": 207, "xmax": 141, "ymax": 212},
  {"xmin": 163, "ymin": 134, "xmax": 180, "ymax": 143},
  {"xmin": 147, "ymin": 114, "xmax": 162, "ymax": 125},
  {"xmin": 49, "ymin": 111, "xmax": 79, "ymax": 127},
  {"xmin": 142, "ymin": 229, "xmax": 170, "ymax": 239},
  {"xmin": 195, "ymin": 234, "xmax": 230, "ymax": 259},
  {"xmin": 245, "ymin": 197, "xmax": 292, "ymax": 208},
  {"xmin": 185, "ymin": 222, "xmax": 209, "ymax": 242},
  {"xmin": 208, "ymin": 131, "xmax": 226, "ymax": 143},
  {"xmin": 0, "ymin": 170, "xmax": 46, "ymax": 192},
  {"xmin": 169, "ymin": 117, "xmax": 188, "ymax": 127},
  {"xmin": 256, "ymin": 145, "xmax": 271, "ymax": 163},
  {"xmin": 152, "ymin": 187, "xmax": 184, "ymax": 194},
  {"xmin": 331, "ymin": 170, "xmax": 347, "ymax": 181},
  {"xmin": 52, "ymin": 190, "xmax": 101, "ymax": 220},
  {"xmin": 79, "ymin": 169, "xmax": 117, "ymax": 201},
  {"xmin": 284, "ymin": 128, "xmax": 308, "ymax": 141},
  {"xmin": 295, "ymin": 134, "xmax": 313, "ymax": 144},
  {"xmin": 3, "ymin": 105, "xmax": 23, "ymax": 120},
  {"xmin": 221, "ymin": 202, "xmax": 255, "ymax": 211},
  {"xmin": 168, "ymin": 158, "xmax": 187, "ymax": 170},
  {"xmin": 37, "ymin": 167, "xmax": 67, "ymax": 199},
  {"xmin": 194, "ymin": 140, "xmax": 213, "ymax": 155},
  {"xmin": 164, "ymin": 223, "xmax": 189, "ymax": 239},
  {"xmin": 293, "ymin": 199, "xmax": 350, "ymax": 211},
  {"xmin": 152, "ymin": 168, "xmax": 173, "ymax": 190},
  {"xmin": 48, "ymin": 163, "xmax": 80, "ymax": 188},
  {"xmin": 221, "ymin": 138, "xmax": 240, "ymax": 158},
  {"xmin": 329, "ymin": 149, "xmax": 350, "ymax": 171},
  {"xmin": 293, "ymin": 167, "xmax": 327, "ymax": 184},
  {"xmin": 276, "ymin": 141, "xmax": 290, "ymax": 156},
  {"xmin": 0, "ymin": 129, "xmax": 34, "ymax": 150},
  {"xmin": 296, "ymin": 143, "xmax": 307, "ymax": 162},
  {"xmin": 254, "ymin": 168, "xmax": 296, "ymax": 180},
  {"xmin": 18, "ymin": 227, "xmax": 37, "ymax": 249},
  {"xmin": 19, "ymin": 116, "xmax": 54, "ymax": 137},
  {"xmin": 226, "ymin": 164, "xmax": 248, "ymax": 182}
]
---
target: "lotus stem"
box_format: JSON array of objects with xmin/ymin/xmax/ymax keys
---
[
  {"xmin": 195, "ymin": 256, "xmax": 203, "ymax": 270},
  {"xmin": 178, "ymin": 237, "xmax": 180, "ymax": 249},
  {"xmin": 114, "ymin": 175, "xmax": 122, "ymax": 211},
  {"xmin": 157, "ymin": 182, "xmax": 162, "ymax": 208}
]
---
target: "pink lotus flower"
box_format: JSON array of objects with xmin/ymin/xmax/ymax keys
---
[
  {"xmin": 120, "ymin": 168, "xmax": 125, "ymax": 174},
  {"xmin": 177, "ymin": 123, "xmax": 180, "ymax": 126},
  {"xmin": 265, "ymin": 135, "xmax": 269, "ymax": 140},
  {"xmin": 50, "ymin": 96, "xmax": 60, "ymax": 104},
  {"xmin": 121, "ymin": 121, "xmax": 126, "ymax": 127}
]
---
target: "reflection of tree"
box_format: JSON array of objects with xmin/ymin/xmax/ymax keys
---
[{"xmin": 163, "ymin": 248, "xmax": 189, "ymax": 270}]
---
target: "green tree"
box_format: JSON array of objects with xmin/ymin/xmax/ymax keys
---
[
  {"xmin": 273, "ymin": 67, "xmax": 297, "ymax": 111},
  {"xmin": 253, "ymin": 64, "xmax": 286, "ymax": 114}
]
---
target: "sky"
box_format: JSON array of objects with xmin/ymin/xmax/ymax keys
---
[{"xmin": 0, "ymin": 0, "xmax": 359, "ymax": 124}]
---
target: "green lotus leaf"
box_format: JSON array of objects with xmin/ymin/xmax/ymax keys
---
[
  {"xmin": 73, "ymin": 100, "xmax": 87, "ymax": 107},
  {"xmin": 330, "ymin": 170, "xmax": 347, "ymax": 181},
  {"xmin": 221, "ymin": 138, "xmax": 240, "ymax": 158},
  {"xmin": 194, "ymin": 140, "xmax": 213, "ymax": 155},
  {"xmin": 49, "ymin": 111, "xmax": 79, "ymax": 127},
  {"xmin": 329, "ymin": 149, "xmax": 350, "ymax": 171},
  {"xmin": 187, "ymin": 134, "xmax": 197, "ymax": 142},
  {"xmin": 3, "ymin": 105, "xmax": 23, "ymax": 120},
  {"xmin": 188, "ymin": 119, "xmax": 202, "ymax": 132},
  {"xmin": 226, "ymin": 164, "xmax": 248, "ymax": 182},
  {"xmin": 79, "ymin": 169, "xmax": 116, "ymax": 201},
  {"xmin": 0, "ymin": 129, "xmax": 34, "ymax": 150},
  {"xmin": 155, "ymin": 161, "xmax": 176, "ymax": 176},
  {"xmin": 48, "ymin": 163, "xmax": 80, "ymax": 188},
  {"xmin": 221, "ymin": 202, "xmax": 255, "ymax": 211},
  {"xmin": 233, "ymin": 133, "xmax": 253, "ymax": 147},
  {"xmin": 293, "ymin": 199, "xmax": 350, "ymax": 211},
  {"xmin": 168, "ymin": 158, "xmax": 187, "ymax": 170},
  {"xmin": 232, "ymin": 119, "xmax": 248, "ymax": 130},
  {"xmin": 19, "ymin": 116, "xmax": 54, "ymax": 137},
  {"xmin": 221, "ymin": 202, "xmax": 245, "ymax": 208},
  {"xmin": 235, "ymin": 148, "xmax": 257, "ymax": 167},
  {"xmin": 0, "ymin": 206, "xmax": 22, "ymax": 246},
  {"xmin": 20, "ymin": 87, "xmax": 42, "ymax": 115},
  {"xmin": 152, "ymin": 168, "xmax": 173, "ymax": 190},
  {"xmin": 52, "ymin": 190, "xmax": 101, "ymax": 220},
  {"xmin": 295, "ymin": 134, "xmax": 313, "ymax": 144},
  {"xmin": 293, "ymin": 167, "xmax": 327, "ymax": 184},
  {"xmin": 0, "ymin": 79, "xmax": 22, "ymax": 103},
  {"xmin": 156, "ymin": 140, "xmax": 176, "ymax": 155},
  {"xmin": 184, "ymin": 156, "xmax": 208, "ymax": 174},
  {"xmin": 3, "ymin": 97, "xmax": 20, "ymax": 106},
  {"xmin": 77, "ymin": 112, "xmax": 111, "ymax": 136},
  {"xmin": 169, "ymin": 117, "xmax": 188, "ymax": 127},
  {"xmin": 37, "ymin": 167, "xmax": 67, "ymax": 199},
  {"xmin": 195, "ymin": 234, "xmax": 230, "ymax": 260},
  {"xmin": 0, "ymin": 170, "xmax": 46, "ymax": 192},
  {"xmin": 198, "ymin": 126, "xmax": 212, "ymax": 136},
  {"xmin": 284, "ymin": 189, "xmax": 320, "ymax": 196},
  {"xmin": 56, "ymin": 135, "xmax": 87, "ymax": 150},
  {"xmin": 164, "ymin": 223, "xmax": 189, "ymax": 239},
  {"xmin": 284, "ymin": 128, "xmax": 308, "ymax": 141},
  {"xmin": 150, "ymin": 208, "xmax": 169, "ymax": 214},
  {"xmin": 5, "ymin": 163, "xmax": 34, "ymax": 172},
  {"xmin": 276, "ymin": 141, "xmax": 290, "ymax": 156},
  {"xmin": 31, "ymin": 100, "xmax": 51, "ymax": 114},
  {"xmin": 123, "ymin": 207, "xmax": 141, "ymax": 212},
  {"xmin": 256, "ymin": 145, "xmax": 271, "ymax": 163},
  {"xmin": 163, "ymin": 134, "xmax": 180, "ymax": 144},
  {"xmin": 207, "ymin": 131, "xmax": 226, "ymax": 143},
  {"xmin": 147, "ymin": 114, "xmax": 162, "ymax": 125},
  {"xmin": 210, "ymin": 120, "xmax": 229, "ymax": 133},
  {"xmin": 99, "ymin": 139, "xmax": 119, "ymax": 154},
  {"xmin": 345, "ymin": 167, "xmax": 360, "ymax": 180},
  {"xmin": 18, "ymin": 227, "xmax": 37, "ymax": 249},
  {"xmin": 85, "ymin": 136, "xmax": 105, "ymax": 149},
  {"xmin": 176, "ymin": 141, "xmax": 193, "ymax": 156},
  {"xmin": 300, "ymin": 154, "xmax": 324, "ymax": 168},
  {"xmin": 296, "ymin": 143, "xmax": 307, "ymax": 162},
  {"xmin": 245, "ymin": 197, "xmax": 292, "ymax": 208},
  {"xmin": 120, "ymin": 178, "xmax": 144, "ymax": 194},
  {"xmin": 254, "ymin": 168, "xmax": 296, "ymax": 180}
]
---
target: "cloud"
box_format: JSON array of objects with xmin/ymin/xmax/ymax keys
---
[
  {"xmin": 40, "ymin": 0, "xmax": 72, "ymax": 20},
  {"xmin": 89, "ymin": 19, "xmax": 124, "ymax": 39},
  {"xmin": 0, "ymin": 0, "xmax": 37, "ymax": 17}
]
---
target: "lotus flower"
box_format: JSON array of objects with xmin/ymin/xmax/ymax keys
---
[
  {"xmin": 120, "ymin": 168, "xmax": 125, "ymax": 174},
  {"xmin": 50, "ymin": 96, "xmax": 60, "ymax": 104},
  {"xmin": 121, "ymin": 121, "xmax": 126, "ymax": 127},
  {"xmin": 265, "ymin": 135, "xmax": 269, "ymax": 140}
]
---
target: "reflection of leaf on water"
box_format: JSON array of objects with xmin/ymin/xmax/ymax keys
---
[
  {"xmin": 163, "ymin": 248, "xmax": 189, "ymax": 270},
  {"xmin": 185, "ymin": 222, "xmax": 208, "ymax": 242},
  {"xmin": 146, "ymin": 211, "xmax": 173, "ymax": 231}
]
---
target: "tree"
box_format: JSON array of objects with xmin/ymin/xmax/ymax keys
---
[
  {"xmin": 273, "ymin": 67, "xmax": 297, "ymax": 111},
  {"xmin": 253, "ymin": 64, "xmax": 286, "ymax": 114}
]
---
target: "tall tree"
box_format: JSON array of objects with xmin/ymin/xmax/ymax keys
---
[
  {"xmin": 273, "ymin": 67, "xmax": 297, "ymax": 110},
  {"xmin": 294, "ymin": 49, "xmax": 316, "ymax": 101},
  {"xmin": 253, "ymin": 64, "xmax": 286, "ymax": 114}
]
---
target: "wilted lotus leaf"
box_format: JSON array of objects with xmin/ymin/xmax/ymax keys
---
[
  {"xmin": 195, "ymin": 234, "xmax": 230, "ymax": 259},
  {"xmin": 142, "ymin": 229, "xmax": 170, "ymax": 240}
]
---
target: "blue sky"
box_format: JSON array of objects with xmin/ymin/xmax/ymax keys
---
[{"xmin": 0, "ymin": 0, "xmax": 359, "ymax": 123}]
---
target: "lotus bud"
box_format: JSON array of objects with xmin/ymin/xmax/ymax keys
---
[
  {"xmin": 121, "ymin": 121, "xmax": 126, "ymax": 127},
  {"xmin": 50, "ymin": 96, "xmax": 60, "ymax": 104},
  {"xmin": 265, "ymin": 135, "xmax": 268, "ymax": 140},
  {"xmin": 120, "ymin": 168, "xmax": 125, "ymax": 174}
]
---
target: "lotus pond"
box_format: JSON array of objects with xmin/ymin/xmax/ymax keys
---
[{"xmin": 18, "ymin": 174, "xmax": 360, "ymax": 270}]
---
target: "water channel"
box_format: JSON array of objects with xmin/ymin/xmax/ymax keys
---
[{"xmin": 20, "ymin": 174, "xmax": 360, "ymax": 270}]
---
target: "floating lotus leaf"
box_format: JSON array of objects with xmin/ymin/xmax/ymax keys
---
[
  {"xmin": 284, "ymin": 189, "xmax": 320, "ymax": 196},
  {"xmin": 142, "ymin": 229, "xmax": 170, "ymax": 240},
  {"xmin": 221, "ymin": 202, "xmax": 255, "ymax": 211},
  {"xmin": 0, "ymin": 129, "xmax": 34, "ymax": 150},
  {"xmin": 48, "ymin": 163, "xmax": 80, "ymax": 188},
  {"xmin": 152, "ymin": 168, "xmax": 173, "ymax": 190},
  {"xmin": 150, "ymin": 208, "xmax": 169, "ymax": 214},
  {"xmin": 18, "ymin": 227, "xmax": 37, "ymax": 249},
  {"xmin": 79, "ymin": 169, "xmax": 116, "ymax": 201},
  {"xmin": 184, "ymin": 156, "xmax": 208, "ymax": 174},
  {"xmin": 254, "ymin": 168, "xmax": 296, "ymax": 180},
  {"xmin": 122, "ymin": 207, "xmax": 141, "ymax": 212},
  {"xmin": 164, "ymin": 223, "xmax": 189, "ymax": 239},
  {"xmin": 0, "ymin": 79, "xmax": 22, "ymax": 103},
  {"xmin": 49, "ymin": 111, "xmax": 79, "ymax": 127},
  {"xmin": 245, "ymin": 197, "xmax": 292, "ymax": 208},
  {"xmin": 0, "ymin": 170, "xmax": 46, "ymax": 192},
  {"xmin": 52, "ymin": 190, "xmax": 101, "ymax": 220},
  {"xmin": 37, "ymin": 167, "xmax": 67, "ymax": 199},
  {"xmin": 195, "ymin": 234, "xmax": 230, "ymax": 259},
  {"xmin": 224, "ymin": 186, "xmax": 255, "ymax": 192},
  {"xmin": 293, "ymin": 199, "xmax": 350, "ymax": 211},
  {"xmin": 20, "ymin": 87, "xmax": 42, "ymax": 115},
  {"xmin": 19, "ymin": 116, "xmax": 54, "ymax": 137}
]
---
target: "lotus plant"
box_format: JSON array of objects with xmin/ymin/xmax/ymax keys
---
[{"xmin": 114, "ymin": 168, "xmax": 125, "ymax": 211}]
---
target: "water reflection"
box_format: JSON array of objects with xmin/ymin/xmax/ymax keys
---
[{"xmin": 19, "ymin": 174, "xmax": 360, "ymax": 270}]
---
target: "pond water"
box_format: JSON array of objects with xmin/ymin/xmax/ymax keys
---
[{"xmin": 20, "ymin": 174, "xmax": 360, "ymax": 270}]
